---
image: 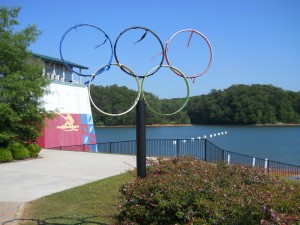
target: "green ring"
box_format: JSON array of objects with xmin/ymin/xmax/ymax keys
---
[{"xmin": 141, "ymin": 65, "xmax": 190, "ymax": 116}]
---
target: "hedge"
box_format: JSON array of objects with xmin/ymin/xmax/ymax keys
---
[
  {"xmin": 0, "ymin": 147, "xmax": 13, "ymax": 163},
  {"xmin": 26, "ymin": 143, "xmax": 41, "ymax": 158},
  {"xmin": 9, "ymin": 142, "xmax": 30, "ymax": 160},
  {"xmin": 116, "ymin": 157, "xmax": 300, "ymax": 225}
]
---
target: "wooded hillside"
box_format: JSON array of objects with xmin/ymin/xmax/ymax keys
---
[
  {"xmin": 90, "ymin": 84, "xmax": 190, "ymax": 126},
  {"xmin": 188, "ymin": 84, "xmax": 300, "ymax": 124},
  {"xmin": 90, "ymin": 84, "xmax": 300, "ymax": 126}
]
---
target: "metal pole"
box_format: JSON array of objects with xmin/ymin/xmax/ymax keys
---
[{"xmin": 136, "ymin": 99, "xmax": 146, "ymax": 178}]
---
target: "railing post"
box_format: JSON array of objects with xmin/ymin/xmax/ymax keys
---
[
  {"xmin": 221, "ymin": 147, "xmax": 225, "ymax": 162},
  {"xmin": 176, "ymin": 139, "xmax": 180, "ymax": 157},
  {"xmin": 109, "ymin": 142, "xmax": 112, "ymax": 154},
  {"xmin": 188, "ymin": 139, "xmax": 192, "ymax": 156},
  {"xmin": 264, "ymin": 158, "xmax": 269, "ymax": 173},
  {"xmin": 204, "ymin": 139, "xmax": 207, "ymax": 161},
  {"xmin": 227, "ymin": 154, "xmax": 231, "ymax": 165}
]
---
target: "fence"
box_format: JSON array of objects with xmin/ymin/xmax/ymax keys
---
[{"xmin": 50, "ymin": 139, "xmax": 300, "ymax": 178}]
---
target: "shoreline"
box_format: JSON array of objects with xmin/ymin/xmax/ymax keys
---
[
  {"xmin": 253, "ymin": 123, "xmax": 300, "ymax": 127},
  {"xmin": 95, "ymin": 123, "xmax": 300, "ymax": 128},
  {"xmin": 95, "ymin": 124, "xmax": 193, "ymax": 128}
]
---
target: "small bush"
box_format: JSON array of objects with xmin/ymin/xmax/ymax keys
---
[
  {"xmin": 26, "ymin": 143, "xmax": 41, "ymax": 158},
  {"xmin": 9, "ymin": 142, "xmax": 30, "ymax": 160},
  {"xmin": 115, "ymin": 157, "xmax": 300, "ymax": 225},
  {"xmin": 0, "ymin": 147, "xmax": 13, "ymax": 163}
]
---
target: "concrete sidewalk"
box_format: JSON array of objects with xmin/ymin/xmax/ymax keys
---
[{"xmin": 0, "ymin": 149, "xmax": 137, "ymax": 224}]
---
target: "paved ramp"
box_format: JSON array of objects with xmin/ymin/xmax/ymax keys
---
[{"xmin": 0, "ymin": 149, "xmax": 137, "ymax": 223}]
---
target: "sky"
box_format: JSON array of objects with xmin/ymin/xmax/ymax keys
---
[{"xmin": 1, "ymin": 0, "xmax": 300, "ymax": 99}]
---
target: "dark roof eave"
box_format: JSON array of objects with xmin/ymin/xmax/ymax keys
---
[{"xmin": 32, "ymin": 52, "xmax": 89, "ymax": 70}]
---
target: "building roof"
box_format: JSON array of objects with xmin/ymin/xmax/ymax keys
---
[{"xmin": 32, "ymin": 52, "xmax": 89, "ymax": 70}]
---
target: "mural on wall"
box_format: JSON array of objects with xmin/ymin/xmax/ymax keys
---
[{"xmin": 37, "ymin": 82, "xmax": 97, "ymax": 152}]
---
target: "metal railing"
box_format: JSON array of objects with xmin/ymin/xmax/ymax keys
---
[{"xmin": 49, "ymin": 139, "xmax": 300, "ymax": 178}]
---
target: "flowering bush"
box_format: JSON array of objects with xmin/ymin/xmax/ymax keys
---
[{"xmin": 115, "ymin": 157, "xmax": 300, "ymax": 225}]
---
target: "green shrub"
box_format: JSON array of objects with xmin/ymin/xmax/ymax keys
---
[
  {"xmin": 26, "ymin": 143, "xmax": 41, "ymax": 158},
  {"xmin": 115, "ymin": 157, "xmax": 300, "ymax": 225},
  {"xmin": 9, "ymin": 142, "xmax": 30, "ymax": 160},
  {"xmin": 0, "ymin": 147, "xmax": 13, "ymax": 163}
]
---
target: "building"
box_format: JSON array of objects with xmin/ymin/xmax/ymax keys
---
[{"xmin": 33, "ymin": 53, "xmax": 97, "ymax": 152}]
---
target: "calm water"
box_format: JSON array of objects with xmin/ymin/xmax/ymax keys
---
[{"xmin": 95, "ymin": 125, "xmax": 300, "ymax": 166}]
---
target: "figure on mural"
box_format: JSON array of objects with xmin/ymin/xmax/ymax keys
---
[{"xmin": 57, "ymin": 113, "xmax": 79, "ymax": 131}]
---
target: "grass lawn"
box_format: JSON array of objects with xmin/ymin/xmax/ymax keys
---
[{"xmin": 18, "ymin": 171, "xmax": 135, "ymax": 225}]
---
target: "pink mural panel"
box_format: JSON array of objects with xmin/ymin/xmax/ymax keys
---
[{"xmin": 37, "ymin": 113, "xmax": 96, "ymax": 151}]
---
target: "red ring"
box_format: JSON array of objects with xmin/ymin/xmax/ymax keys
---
[{"xmin": 165, "ymin": 29, "xmax": 213, "ymax": 79}]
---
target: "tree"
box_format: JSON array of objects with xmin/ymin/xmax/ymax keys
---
[{"xmin": 0, "ymin": 6, "xmax": 50, "ymax": 147}]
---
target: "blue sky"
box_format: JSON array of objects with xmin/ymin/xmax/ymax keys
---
[{"xmin": 2, "ymin": 0, "xmax": 300, "ymax": 98}]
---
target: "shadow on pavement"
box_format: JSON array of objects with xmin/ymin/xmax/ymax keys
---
[{"xmin": 2, "ymin": 215, "xmax": 110, "ymax": 225}]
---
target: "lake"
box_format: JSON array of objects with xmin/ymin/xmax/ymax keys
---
[{"xmin": 95, "ymin": 125, "xmax": 300, "ymax": 166}]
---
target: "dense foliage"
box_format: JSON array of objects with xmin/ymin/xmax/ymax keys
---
[
  {"xmin": 90, "ymin": 84, "xmax": 300, "ymax": 126},
  {"xmin": 116, "ymin": 157, "xmax": 300, "ymax": 224},
  {"xmin": 0, "ymin": 142, "xmax": 41, "ymax": 163},
  {"xmin": 90, "ymin": 84, "xmax": 190, "ymax": 126},
  {"xmin": 0, "ymin": 147, "xmax": 13, "ymax": 162},
  {"xmin": 188, "ymin": 84, "xmax": 300, "ymax": 125},
  {"xmin": 0, "ymin": 6, "xmax": 51, "ymax": 147}
]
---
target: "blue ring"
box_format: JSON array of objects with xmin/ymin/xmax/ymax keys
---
[{"xmin": 59, "ymin": 24, "xmax": 113, "ymax": 77}]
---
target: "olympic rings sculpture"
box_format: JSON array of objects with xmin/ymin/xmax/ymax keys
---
[{"xmin": 60, "ymin": 24, "xmax": 213, "ymax": 116}]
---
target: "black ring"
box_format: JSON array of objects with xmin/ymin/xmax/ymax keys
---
[{"xmin": 114, "ymin": 26, "xmax": 165, "ymax": 78}]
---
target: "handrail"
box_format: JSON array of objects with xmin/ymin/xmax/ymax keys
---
[{"xmin": 49, "ymin": 139, "xmax": 300, "ymax": 178}]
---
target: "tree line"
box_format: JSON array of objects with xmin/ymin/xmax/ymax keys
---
[
  {"xmin": 90, "ymin": 84, "xmax": 190, "ymax": 126},
  {"xmin": 90, "ymin": 84, "xmax": 300, "ymax": 126},
  {"xmin": 188, "ymin": 84, "xmax": 300, "ymax": 125}
]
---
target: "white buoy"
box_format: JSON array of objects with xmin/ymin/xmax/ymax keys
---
[
  {"xmin": 210, "ymin": 134, "xmax": 212, "ymax": 138},
  {"xmin": 218, "ymin": 133, "xmax": 220, "ymax": 136},
  {"xmin": 221, "ymin": 132, "xmax": 224, "ymax": 135},
  {"xmin": 214, "ymin": 133, "xmax": 216, "ymax": 137},
  {"xmin": 173, "ymin": 140, "xmax": 177, "ymax": 145},
  {"xmin": 197, "ymin": 136, "xmax": 201, "ymax": 139},
  {"xmin": 203, "ymin": 135, "xmax": 207, "ymax": 139}
]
